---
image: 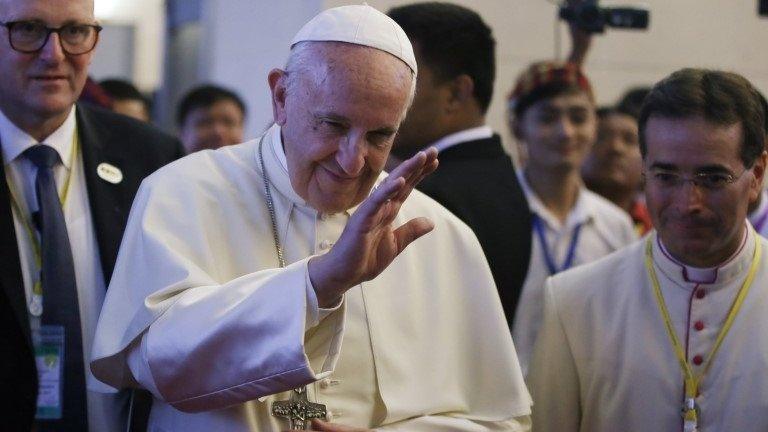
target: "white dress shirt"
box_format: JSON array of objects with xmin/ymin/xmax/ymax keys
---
[
  {"xmin": 430, "ymin": 125, "xmax": 493, "ymax": 154},
  {"xmin": 0, "ymin": 107, "xmax": 125, "ymax": 431},
  {"xmin": 512, "ymin": 170, "xmax": 637, "ymax": 374}
]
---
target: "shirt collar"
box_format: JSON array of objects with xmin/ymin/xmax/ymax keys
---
[
  {"xmin": 0, "ymin": 106, "xmax": 77, "ymax": 168},
  {"xmin": 516, "ymin": 168, "xmax": 592, "ymax": 231},
  {"xmin": 430, "ymin": 125, "xmax": 493, "ymax": 154},
  {"xmin": 652, "ymin": 222, "xmax": 754, "ymax": 289}
]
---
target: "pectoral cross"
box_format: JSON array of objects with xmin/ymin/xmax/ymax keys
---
[{"xmin": 271, "ymin": 386, "xmax": 327, "ymax": 430}]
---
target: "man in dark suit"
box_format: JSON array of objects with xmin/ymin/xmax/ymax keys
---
[
  {"xmin": 0, "ymin": 0, "xmax": 184, "ymax": 430},
  {"xmin": 388, "ymin": 2, "xmax": 532, "ymax": 330}
]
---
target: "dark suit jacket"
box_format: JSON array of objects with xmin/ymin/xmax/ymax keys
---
[
  {"xmin": 417, "ymin": 134, "xmax": 532, "ymax": 330},
  {"xmin": 0, "ymin": 104, "xmax": 184, "ymax": 431}
]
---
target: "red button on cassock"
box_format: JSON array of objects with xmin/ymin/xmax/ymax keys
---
[
  {"xmin": 694, "ymin": 321, "xmax": 705, "ymax": 331},
  {"xmin": 693, "ymin": 355, "xmax": 704, "ymax": 365},
  {"xmin": 696, "ymin": 289, "xmax": 706, "ymax": 299}
]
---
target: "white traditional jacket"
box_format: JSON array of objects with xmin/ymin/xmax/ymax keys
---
[
  {"xmin": 90, "ymin": 125, "xmax": 532, "ymax": 431},
  {"xmin": 529, "ymin": 224, "xmax": 768, "ymax": 432}
]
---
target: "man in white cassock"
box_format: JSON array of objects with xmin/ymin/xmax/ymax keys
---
[
  {"xmin": 528, "ymin": 68, "xmax": 768, "ymax": 432},
  {"xmin": 89, "ymin": 5, "xmax": 531, "ymax": 432}
]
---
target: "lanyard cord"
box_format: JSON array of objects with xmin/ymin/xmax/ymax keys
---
[
  {"xmin": 644, "ymin": 235, "xmax": 761, "ymax": 430},
  {"xmin": 533, "ymin": 214, "xmax": 583, "ymax": 275},
  {"xmin": 6, "ymin": 131, "xmax": 78, "ymax": 314}
]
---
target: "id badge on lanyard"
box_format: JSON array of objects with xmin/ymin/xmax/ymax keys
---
[{"xmin": 33, "ymin": 324, "xmax": 66, "ymax": 420}]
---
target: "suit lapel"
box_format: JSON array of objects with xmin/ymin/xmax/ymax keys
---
[
  {"xmin": 0, "ymin": 148, "xmax": 32, "ymax": 343},
  {"xmin": 76, "ymin": 105, "xmax": 129, "ymax": 285}
]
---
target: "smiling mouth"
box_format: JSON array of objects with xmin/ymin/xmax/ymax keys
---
[
  {"xmin": 321, "ymin": 166, "xmax": 357, "ymax": 182},
  {"xmin": 32, "ymin": 75, "xmax": 67, "ymax": 81}
]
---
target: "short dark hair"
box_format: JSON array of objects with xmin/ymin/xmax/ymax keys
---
[
  {"xmin": 388, "ymin": 2, "xmax": 495, "ymax": 113},
  {"xmin": 100, "ymin": 78, "xmax": 150, "ymax": 109},
  {"xmin": 638, "ymin": 68, "xmax": 767, "ymax": 167},
  {"xmin": 616, "ymin": 86, "xmax": 650, "ymax": 119},
  {"xmin": 177, "ymin": 84, "xmax": 246, "ymax": 127},
  {"xmin": 597, "ymin": 104, "xmax": 638, "ymax": 121}
]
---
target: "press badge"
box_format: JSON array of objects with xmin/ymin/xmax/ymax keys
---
[{"xmin": 33, "ymin": 325, "xmax": 65, "ymax": 420}]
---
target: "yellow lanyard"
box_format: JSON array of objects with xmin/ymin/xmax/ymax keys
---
[
  {"xmin": 6, "ymin": 130, "xmax": 78, "ymax": 316},
  {"xmin": 644, "ymin": 235, "xmax": 761, "ymax": 431}
]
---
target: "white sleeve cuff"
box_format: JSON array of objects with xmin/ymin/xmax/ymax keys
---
[{"xmin": 304, "ymin": 264, "xmax": 344, "ymax": 329}]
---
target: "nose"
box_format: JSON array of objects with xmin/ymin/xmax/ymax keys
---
[
  {"xmin": 212, "ymin": 122, "xmax": 230, "ymax": 145},
  {"xmin": 556, "ymin": 118, "xmax": 577, "ymax": 141},
  {"xmin": 336, "ymin": 134, "xmax": 366, "ymax": 176},
  {"xmin": 38, "ymin": 32, "xmax": 65, "ymax": 62},
  {"xmin": 676, "ymin": 180, "xmax": 706, "ymax": 213}
]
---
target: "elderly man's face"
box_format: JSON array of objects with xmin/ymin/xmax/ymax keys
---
[
  {"xmin": 0, "ymin": 0, "xmax": 95, "ymax": 128},
  {"xmin": 644, "ymin": 115, "xmax": 765, "ymax": 267},
  {"xmin": 270, "ymin": 44, "xmax": 413, "ymax": 213}
]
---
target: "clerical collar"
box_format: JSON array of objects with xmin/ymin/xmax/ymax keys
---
[
  {"xmin": 516, "ymin": 168, "xmax": 592, "ymax": 232},
  {"xmin": 653, "ymin": 223, "xmax": 752, "ymax": 288},
  {"xmin": 748, "ymin": 189, "xmax": 768, "ymax": 232},
  {"xmin": 429, "ymin": 125, "xmax": 493, "ymax": 154},
  {"xmin": 0, "ymin": 106, "xmax": 77, "ymax": 168}
]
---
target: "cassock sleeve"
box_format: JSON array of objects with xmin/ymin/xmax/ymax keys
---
[
  {"xmin": 122, "ymin": 261, "xmax": 346, "ymax": 411},
  {"xmin": 527, "ymin": 278, "xmax": 581, "ymax": 432},
  {"xmin": 90, "ymin": 176, "xmax": 347, "ymax": 413},
  {"xmin": 374, "ymin": 414, "xmax": 531, "ymax": 431}
]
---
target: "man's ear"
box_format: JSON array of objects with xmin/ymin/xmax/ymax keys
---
[
  {"xmin": 268, "ymin": 69, "xmax": 288, "ymax": 125},
  {"xmin": 511, "ymin": 116, "xmax": 524, "ymax": 141},
  {"xmin": 750, "ymin": 150, "xmax": 768, "ymax": 203},
  {"xmin": 446, "ymin": 74, "xmax": 474, "ymax": 112}
]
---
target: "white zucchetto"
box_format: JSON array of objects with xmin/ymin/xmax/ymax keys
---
[{"xmin": 291, "ymin": 4, "xmax": 417, "ymax": 74}]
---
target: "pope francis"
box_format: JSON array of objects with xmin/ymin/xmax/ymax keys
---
[{"xmin": 89, "ymin": 5, "xmax": 531, "ymax": 432}]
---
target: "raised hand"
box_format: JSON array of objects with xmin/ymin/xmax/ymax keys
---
[{"xmin": 308, "ymin": 147, "xmax": 439, "ymax": 307}]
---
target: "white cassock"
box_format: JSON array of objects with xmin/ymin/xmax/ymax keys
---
[
  {"xmin": 528, "ymin": 224, "xmax": 768, "ymax": 432},
  {"xmin": 90, "ymin": 124, "xmax": 532, "ymax": 431}
]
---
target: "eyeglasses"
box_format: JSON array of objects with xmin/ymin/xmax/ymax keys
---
[
  {"xmin": 0, "ymin": 21, "xmax": 102, "ymax": 55},
  {"xmin": 643, "ymin": 167, "xmax": 750, "ymax": 191}
]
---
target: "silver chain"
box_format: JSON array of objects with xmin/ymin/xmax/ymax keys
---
[
  {"xmin": 258, "ymin": 136, "xmax": 286, "ymax": 268},
  {"xmin": 259, "ymin": 135, "xmax": 322, "ymax": 429}
]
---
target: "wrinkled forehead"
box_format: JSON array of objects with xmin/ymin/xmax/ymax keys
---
[
  {"xmin": 302, "ymin": 43, "xmax": 413, "ymax": 96},
  {"xmin": 0, "ymin": 0, "xmax": 95, "ymax": 21}
]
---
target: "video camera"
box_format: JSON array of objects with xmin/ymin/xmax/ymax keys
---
[{"xmin": 559, "ymin": 1, "xmax": 650, "ymax": 34}]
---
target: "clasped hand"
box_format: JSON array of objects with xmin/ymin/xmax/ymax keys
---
[{"xmin": 308, "ymin": 148, "xmax": 439, "ymax": 308}]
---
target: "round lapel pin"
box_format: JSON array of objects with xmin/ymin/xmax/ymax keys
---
[{"xmin": 97, "ymin": 162, "xmax": 123, "ymax": 184}]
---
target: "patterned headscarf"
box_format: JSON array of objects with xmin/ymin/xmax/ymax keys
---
[{"xmin": 508, "ymin": 61, "xmax": 594, "ymax": 117}]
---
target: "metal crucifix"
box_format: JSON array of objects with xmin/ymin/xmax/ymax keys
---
[{"xmin": 271, "ymin": 386, "xmax": 327, "ymax": 429}]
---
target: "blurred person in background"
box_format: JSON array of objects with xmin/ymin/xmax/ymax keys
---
[
  {"xmin": 388, "ymin": 1, "xmax": 532, "ymax": 330},
  {"xmin": 100, "ymin": 78, "xmax": 151, "ymax": 122},
  {"xmin": 177, "ymin": 84, "xmax": 246, "ymax": 153},
  {"xmin": 582, "ymin": 106, "xmax": 652, "ymax": 235},
  {"xmin": 508, "ymin": 61, "xmax": 636, "ymax": 373}
]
